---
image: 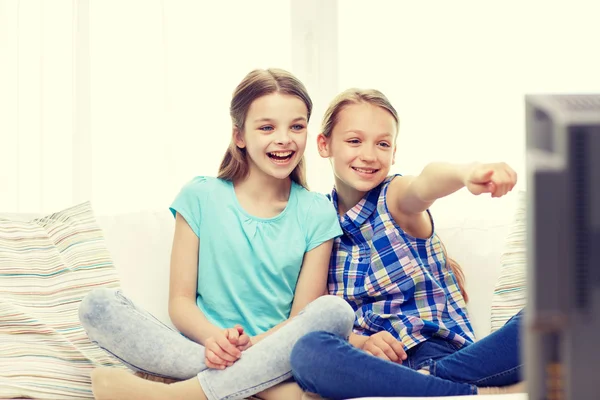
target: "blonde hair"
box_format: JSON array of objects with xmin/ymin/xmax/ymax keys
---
[
  {"xmin": 217, "ymin": 68, "xmax": 312, "ymax": 188},
  {"xmin": 321, "ymin": 88, "xmax": 469, "ymax": 302},
  {"xmin": 321, "ymin": 88, "xmax": 399, "ymax": 139}
]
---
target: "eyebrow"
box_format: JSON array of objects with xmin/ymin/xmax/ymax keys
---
[
  {"xmin": 344, "ymin": 129, "xmax": 393, "ymax": 138},
  {"xmin": 253, "ymin": 117, "xmax": 307, "ymax": 123}
]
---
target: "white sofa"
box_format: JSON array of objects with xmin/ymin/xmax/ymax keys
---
[
  {"xmin": 98, "ymin": 190, "xmax": 517, "ymax": 340},
  {"xmin": 2, "ymin": 190, "xmax": 527, "ymax": 400},
  {"xmin": 97, "ymin": 191, "xmax": 516, "ymax": 337},
  {"xmin": 95, "ymin": 189, "xmax": 526, "ymax": 400}
]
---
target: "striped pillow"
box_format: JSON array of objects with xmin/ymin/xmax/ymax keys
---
[
  {"xmin": 0, "ymin": 202, "xmax": 125, "ymax": 399},
  {"xmin": 490, "ymin": 191, "xmax": 527, "ymax": 332}
]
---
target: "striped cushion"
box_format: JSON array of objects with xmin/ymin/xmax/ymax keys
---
[
  {"xmin": 0, "ymin": 202, "xmax": 125, "ymax": 399},
  {"xmin": 490, "ymin": 191, "xmax": 527, "ymax": 332}
]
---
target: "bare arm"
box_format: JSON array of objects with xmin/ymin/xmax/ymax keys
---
[
  {"xmin": 387, "ymin": 162, "xmax": 517, "ymax": 236},
  {"xmin": 168, "ymin": 212, "xmax": 223, "ymax": 344},
  {"xmin": 250, "ymin": 239, "xmax": 334, "ymax": 344},
  {"xmin": 391, "ymin": 162, "xmax": 517, "ymax": 215},
  {"xmin": 389, "ymin": 162, "xmax": 475, "ymax": 216}
]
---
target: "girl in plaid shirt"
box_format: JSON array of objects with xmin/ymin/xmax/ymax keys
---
[{"xmin": 291, "ymin": 88, "xmax": 525, "ymax": 398}]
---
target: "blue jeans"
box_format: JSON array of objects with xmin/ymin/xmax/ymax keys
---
[
  {"xmin": 291, "ymin": 310, "xmax": 523, "ymax": 399},
  {"xmin": 78, "ymin": 288, "xmax": 355, "ymax": 400}
]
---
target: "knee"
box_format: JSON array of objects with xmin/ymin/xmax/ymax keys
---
[
  {"xmin": 291, "ymin": 331, "xmax": 335, "ymax": 391},
  {"xmin": 305, "ymin": 295, "xmax": 355, "ymax": 337},
  {"xmin": 78, "ymin": 287, "xmax": 119, "ymax": 331},
  {"xmin": 291, "ymin": 331, "xmax": 333, "ymax": 365}
]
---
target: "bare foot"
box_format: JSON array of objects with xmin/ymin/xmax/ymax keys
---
[
  {"xmin": 91, "ymin": 367, "xmax": 171, "ymax": 400},
  {"xmin": 256, "ymin": 381, "xmax": 304, "ymax": 400},
  {"xmin": 301, "ymin": 392, "xmax": 325, "ymax": 400},
  {"xmin": 478, "ymin": 381, "xmax": 526, "ymax": 395},
  {"xmin": 91, "ymin": 367, "xmax": 208, "ymax": 400},
  {"xmin": 134, "ymin": 371, "xmax": 179, "ymax": 384}
]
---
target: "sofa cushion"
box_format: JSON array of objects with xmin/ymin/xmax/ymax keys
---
[
  {"xmin": 96, "ymin": 209, "xmax": 175, "ymax": 328},
  {"xmin": 432, "ymin": 190, "xmax": 517, "ymax": 339},
  {"xmin": 490, "ymin": 191, "xmax": 527, "ymax": 332},
  {"xmin": 0, "ymin": 202, "xmax": 125, "ymax": 399}
]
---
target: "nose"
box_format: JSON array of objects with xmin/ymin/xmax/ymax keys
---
[
  {"xmin": 359, "ymin": 146, "xmax": 376, "ymax": 162},
  {"xmin": 274, "ymin": 128, "xmax": 292, "ymax": 145}
]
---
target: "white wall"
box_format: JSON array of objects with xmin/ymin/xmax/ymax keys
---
[
  {"xmin": 0, "ymin": 0, "xmax": 75, "ymax": 213},
  {"xmin": 2, "ymin": 0, "xmax": 599, "ymax": 214},
  {"xmin": 336, "ymin": 0, "xmax": 600, "ymax": 192},
  {"xmin": 1, "ymin": 0, "xmax": 293, "ymax": 214},
  {"xmin": 89, "ymin": 0, "xmax": 293, "ymax": 213}
]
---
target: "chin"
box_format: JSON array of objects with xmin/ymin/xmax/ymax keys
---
[
  {"xmin": 266, "ymin": 168, "xmax": 296, "ymax": 181},
  {"xmin": 342, "ymin": 177, "xmax": 380, "ymax": 193},
  {"xmin": 354, "ymin": 182, "xmax": 380, "ymax": 193}
]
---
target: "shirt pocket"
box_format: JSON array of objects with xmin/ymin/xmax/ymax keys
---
[
  {"xmin": 365, "ymin": 226, "xmax": 417, "ymax": 297},
  {"xmin": 328, "ymin": 244, "xmax": 371, "ymax": 300}
]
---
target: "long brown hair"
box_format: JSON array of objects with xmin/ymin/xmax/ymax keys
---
[
  {"xmin": 321, "ymin": 88, "xmax": 469, "ymax": 302},
  {"xmin": 217, "ymin": 68, "xmax": 312, "ymax": 188}
]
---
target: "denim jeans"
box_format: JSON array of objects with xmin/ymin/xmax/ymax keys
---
[
  {"xmin": 291, "ymin": 310, "xmax": 523, "ymax": 399},
  {"xmin": 78, "ymin": 288, "xmax": 355, "ymax": 400}
]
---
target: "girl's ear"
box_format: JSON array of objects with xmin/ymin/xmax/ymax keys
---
[
  {"xmin": 392, "ymin": 145, "xmax": 397, "ymax": 165},
  {"xmin": 316, "ymin": 133, "xmax": 331, "ymax": 158},
  {"xmin": 233, "ymin": 126, "xmax": 246, "ymax": 149}
]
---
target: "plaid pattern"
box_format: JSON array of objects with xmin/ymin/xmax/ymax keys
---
[{"xmin": 328, "ymin": 175, "xmax": 475, "ymax": 350}]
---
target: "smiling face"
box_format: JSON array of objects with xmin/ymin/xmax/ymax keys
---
[
  {"xmin": 318, "ymin": 101, "xmax": 397, "ymax": 195},
  {"xmin": 234, "ymin": 93, "xmax": 308, "ymax": 182}
]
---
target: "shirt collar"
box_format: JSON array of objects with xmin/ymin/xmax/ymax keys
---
[{"xmin": 330, "ymin": 184, "xmax": 382, "ymax": 228}]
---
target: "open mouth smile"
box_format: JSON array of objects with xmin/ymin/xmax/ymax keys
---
[{"xmin": 267, "ymin": 151, "xmax": 295, "ymax": 164}]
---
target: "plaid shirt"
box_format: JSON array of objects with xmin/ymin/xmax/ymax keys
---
[{"xmin": 328, "ymin": 175, "xmax": 475, "ymax": 350}]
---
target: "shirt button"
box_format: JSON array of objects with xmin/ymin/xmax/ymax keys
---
[{"xmin": 358, "ymin": 257, "xmax": 363, "ymax": 262}]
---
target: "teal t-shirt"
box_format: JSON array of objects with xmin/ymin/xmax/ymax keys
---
[{"xmin": 169, "ymin": 176, "xmax": 342, "ymax": 336}]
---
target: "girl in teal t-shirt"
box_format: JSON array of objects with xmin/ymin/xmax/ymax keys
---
[{"xmin": 79, "ymin": 68, "xmax": 355, "ymax": 400}]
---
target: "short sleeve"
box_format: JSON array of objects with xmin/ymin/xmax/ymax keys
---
[
  {"xmin": 305, "ymin": 194, "xmax": 343, "ymax": 252},
  {"xmin": 169, "ymin": 176, "xmax": 209, "ymax": 238}
]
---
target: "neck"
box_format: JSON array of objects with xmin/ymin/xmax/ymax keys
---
[
  {"xmin": 234, "ymin": 166, "xmax": 292, "ymax": 202},
  {"xmin": 334, "ymin": 177, "xmax": 367, "ymax": 216}
]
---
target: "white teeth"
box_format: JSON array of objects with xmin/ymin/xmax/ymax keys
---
[
  {"xmin": 353, "ymin": 167, "xmax": 377, "ymax": 173},
  {"xmin": 270, "ymin": 151, "xmax": 293, "ymax": 157}
]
